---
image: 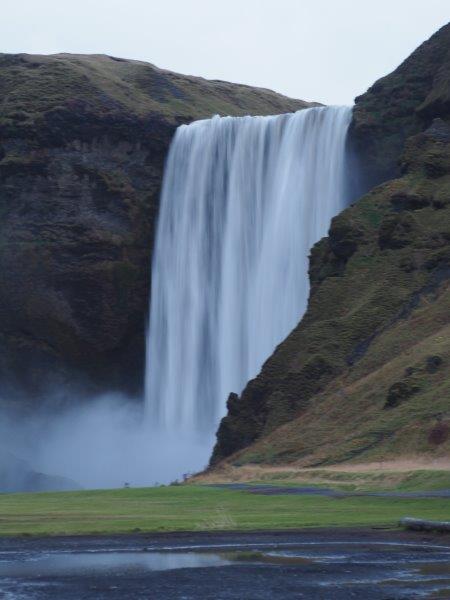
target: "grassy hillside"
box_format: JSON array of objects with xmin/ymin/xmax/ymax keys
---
[
  {"xmin": 0, "ymin": 485, "xmax": 448, "ymax": 536},
  {"xmin": 211, "ymin": 24, "xmax": 450, "ymax": 470},
  {"xmin": 212, "ymin": 119, "xmax": 450, "ymax": 468},
  {"xmin": 0, "ymin": 53, "xmax": 312, "ymax": 130}
]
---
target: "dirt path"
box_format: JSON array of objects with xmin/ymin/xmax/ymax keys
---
[
  {"xmin": 310, "ymin": 458, "xmax": 450, "ymax": 472},
  {"xmin": 194, "ymin": 457, "xmax": 450, "ymax": 486}
]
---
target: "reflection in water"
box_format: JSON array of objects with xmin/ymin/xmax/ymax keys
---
[
  {"xmin": 0, "ymin": 551, "xmax": 230, "ymax": 576},
  {"xmin": 1, "ymin": 542, "xmax": 449, "ymax": 598}
]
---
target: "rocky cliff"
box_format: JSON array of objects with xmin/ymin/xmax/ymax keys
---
[
  {"xmin": 211, "ymin": 22, "xmax": 450, "ymax": 467},
  {"xmin": 350, "ymin": 22, "xmax": 450, "ymax": 188},
  {"xmin": 0, "ymin": 53, "xmax": 312, "ymax": 403}
]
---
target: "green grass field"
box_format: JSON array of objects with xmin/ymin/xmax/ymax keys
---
[{"xmin": 0, "ymin": 485, "xmax": 449, "ymax": 536}]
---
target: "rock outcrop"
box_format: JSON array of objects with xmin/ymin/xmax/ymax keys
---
[
  {"xmin": 211, "ymin": 22, "xmax": 450, "ymax": 467},
  {"xmin": 350, "ymin": 22, "xmax": 450, "ymax": 189},
  {"xmin": 0, "ymin": 53, "xmax": 312, "ymax": 402}
]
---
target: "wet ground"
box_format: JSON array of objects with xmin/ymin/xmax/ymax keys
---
[{"xmin": 1, "ymin": 529, "xmax": 449, "ymax": 599}]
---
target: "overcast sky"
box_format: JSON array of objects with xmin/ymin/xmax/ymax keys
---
[{"xmin": 2, "ymin": 0, "xmax": 449, "ymax": 105}]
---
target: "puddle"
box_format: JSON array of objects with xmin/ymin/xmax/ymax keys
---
[
  {"xmin": 1, "ymin": 540, "xmax": 450, "ymax": 599},
  {"xmin": 0, "ymin": 551, "xmax": 231, "ymax": 576}
]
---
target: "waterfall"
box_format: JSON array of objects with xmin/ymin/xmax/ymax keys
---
[{"xmin": 145, "ymin": 106, "xmax": 351, "ymax": 450}]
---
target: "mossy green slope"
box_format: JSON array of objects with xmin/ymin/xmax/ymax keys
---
[
  {"xmin": 0, "ymin": 53, "xmax": 312, "ymax": 131},
  {"xmin": 211, "ymin": 24, "xmax": 450, "ymax": 469}
]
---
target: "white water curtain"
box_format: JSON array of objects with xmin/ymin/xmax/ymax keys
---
[{"xmin": 146, "ymin": 106, "xmax": 352, "ymax": 439}]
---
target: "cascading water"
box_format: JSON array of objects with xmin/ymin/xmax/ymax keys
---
[{"xmin": 146, "ymin": 106, "xmax": 352, "ymax": 470}]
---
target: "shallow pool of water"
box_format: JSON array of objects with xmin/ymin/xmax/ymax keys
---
[
  {"xmin": 1, "ymin": 534, "xmax": 449, "ymax": 599},
  {"xmin": 0, "ymin": 551, "xmax": 231, "ymax": 577}
]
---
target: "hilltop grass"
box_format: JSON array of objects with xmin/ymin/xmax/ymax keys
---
[
  {"xmin": 0, "ymin": 485, "xmax": 449, "ymax": 537},
  {"xmin": 0, "ymin": 53, "xmax": 310, "ymax": 128}
]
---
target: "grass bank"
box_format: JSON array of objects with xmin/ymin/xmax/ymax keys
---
[
  {"xmin": 194, "ymin": 466, "xmax": 450, "ymax": 492},
  {"xmin": 0, "ymin": 485, "xmax": 449, "ymax": 536}
]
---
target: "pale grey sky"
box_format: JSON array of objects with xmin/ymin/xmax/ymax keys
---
[{"xmin": 2, "ymin": 0, "xmax": 449, "ymax": 105}]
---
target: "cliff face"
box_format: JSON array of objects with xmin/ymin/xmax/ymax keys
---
[
  {"xmin": 212, "ymin": 23, "xmax": 450, "ymax": 467},
  {"xmin": 350, "ymin": 22, "xmax": 450, "ymax": 188},
  {"xmin": 0, "ymin": 53, "xmax": 312, "ymax": 402}
]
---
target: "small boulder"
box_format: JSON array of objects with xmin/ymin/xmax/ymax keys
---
[
  {"xmin": 426, "ymin": 355, "xmax": 443, "ymax": 373},
  {"xmin": 329, "ymin": 216, "xmax": 364, "ymax": 261},
  {"xmin": 378, "ymin": 213, "xmax": 415, "ymax": 250},
  {"xmin": 384, "ymin": 381, "xmax": 419, "ymax": 409},
  {"xmin": 424, "ymin": 159, "xmax": 447, "ymax": 178},
  {"xmin": 424, "ymin": 118, "xmax": 450, "ymax": 143},
  {"xmin": 390, "ymin": 192, "xmax": 430, "ymax": 211},
  {"xmin": 428, "ymin": 422, "xmax": 449, "ymax": 445},
  {"xmin": 404, "ymin": 366, "xmax": 417, "ymax": 377}
]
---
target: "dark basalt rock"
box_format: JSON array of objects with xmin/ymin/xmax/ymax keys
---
[
  {"xmin": 425, "ymin": 118, "xmax": 450, "ymax": 142},
  {"xmin": 384, "ymin": 381, "xmax": 420, "ymax": 409},
  {"xmin": 390, "ymin": 192, "xmax": 431, "ymax": 211},
  {"xmin": 328, "ymin": 214, "xmax": 364, "ymax": 260},
  {"xmin": 349, "ymin": 22, "xmax": 450, "ymax": 189},
  {"xmin": 424, "ymin": 157, "xmax": 448, "ymax": 178},
  {"xmin": 378, "ymin": 213, "xmax": 415, "ymax": 249},
  {"xmin": 426, "ymin": 355, "xmax": 443, "ymax": 373},
  {"xmin": 212, "ymin": 392, "xmax": 262, "ymax": 463},
  {"xmin": 0, "ymin": 121, "xmax": 169, "ymax": 399},
  {"xmin": 428, "ymin": 421, "xmax": 449, "ymax": 445}
]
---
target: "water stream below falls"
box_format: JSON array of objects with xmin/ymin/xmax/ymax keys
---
[{"xmin": 145, "ymin": 106, "xmax": 352, "ymax": 472}]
